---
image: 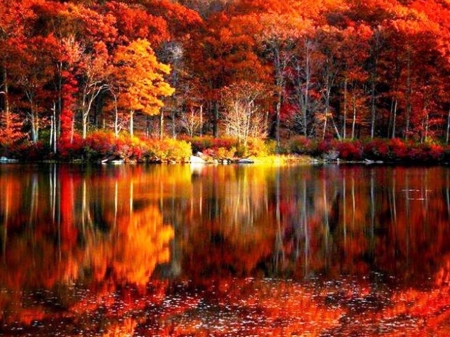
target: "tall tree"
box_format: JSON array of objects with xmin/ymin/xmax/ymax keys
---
[
  {"xmin": 13, "ymin": 35, "xmax": 58, "ymax": 143},
  {"xmin": 221, "ymin": 80, "xmax": 269, "ymax": 146},
  {"xmin": 0, "ymin": 0, "xmax": 34, "ymax": 143},
  {"xmin": 112, "ymin": 39, "xmax": 174, "ymax": 137}
]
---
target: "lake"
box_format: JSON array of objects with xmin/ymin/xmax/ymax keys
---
[{"xmin": 1, "ymin": 163, "xmax": 450, "ymax": 336}]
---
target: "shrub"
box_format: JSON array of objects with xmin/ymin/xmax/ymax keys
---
[
  {"xmin": 235, "ymin": 143, "xmax": 248, "ymax": 158},
  {"xmin": 407, "ymin": 143, "xmax": 444, "ymax": 163},
  {"xmin": 264, "ymin": 140, "xmax": 279, "ymax": 155},
  {"xmin": 188, "ymin": 136, "xmax": 214, "ymax": 153},
  {"xmin": 114, "ymin": 135, "xmax": 148, "ymax": 161},
  {"xmin": 84, "ymin": 131, "xmax": 116, "ymax": 160},
  {"xmin": 246, "ymin": 138, "xmax": 274, "ymax": 157},
  {"xmin": 146, "ymin": 138, "xmax": 191, "ymax": 163},
  {"xmin": 316, "ymin": 138, "xmax": 339, "ymax": 157},
  {"xmin": 185, "ymin": 136, "xmax": 238, "ymax": 155},
  {"xmin": 83, "ymin": 132, "xmax": 153, "ymax": 162},
  {"xmin": 213, "ymin": 137, "xmax": 237, "ymax": 150},
  {"xmin": 337, "ymin": 140, "xmax": 363, "ymax": 160},
  {"xmin": 362, "ymin": 138, "xmax": 389, "ymax": 160},
  {"xmin": 216, "ymin": 146, "xmax": 236, "ymax": 160},
  {"xmin": 289, "ymin": 136, "xmax": 315, "ymax": 155},
  {"xmin": 429, "ymin": 144, "xmax": 445, "ymax": 161},
  {"xmin": 14, "ymin": 141, "xmax": 50, "ymax": 161},
  {"xmin": 387, "ymin": 138, "xmax": 408, "ymax": 161},
  {"xmin": 443, "ymin": 146, "xmax": 450, "ymax": 162},
  {"xmin": 57, "ymin": 133, "xmax": 84, "ymax": 160}
]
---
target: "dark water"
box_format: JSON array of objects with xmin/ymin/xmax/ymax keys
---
[{"xmin": 1, "ymin": 163, "xmax": 450, "ymax": 336}]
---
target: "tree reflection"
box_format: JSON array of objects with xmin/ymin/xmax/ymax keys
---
[
  {"xmin": 1, "ymin": 164, "xmax": 450, "ymax": 335},
  {"xmin": 0, "ymin": 164, "xmax": 174, "ymax": 330}
]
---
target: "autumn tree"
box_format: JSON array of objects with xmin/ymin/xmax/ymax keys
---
[
  {"xmin": 256, "ymin": 4, "xmax": 310, "ymax": 147},
  {"xmin": 186, "ymin": 6, "xmax": 269, "ymax": 137},
  {"xmin": 286, "ymin": 29, "xmax": 322, "ymax": 138},
  {"xmin": 0, "ymin": 0, "xmax": 35, "ymax": 145},
  {"xmin": 387, "ymin": 3, "xmax": 444, "ymax": 142},
  {"xmin": 221, "ymin": 81, "xmax": 269, "ymax": 146},
  {"xmin": 79, "ymin": 41, "xmax": 110, "ymax": 139},
  {"xmin": 13, "ymin": 35, "xmax": 59, "ymax": 144},
  {"xmin": 338, "ymin": 25, "xmax": 372, "ymax": 140},
  {"xmin": 112, "ymin": 39, "xmax": 174, "ymax": 137}
]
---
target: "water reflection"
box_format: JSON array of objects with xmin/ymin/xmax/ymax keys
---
[{"xmin": 0, "ymin": 164, "xmax": 450, "ymax": 335}]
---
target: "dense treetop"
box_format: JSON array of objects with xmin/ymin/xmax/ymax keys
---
[{"xmin": 1, "ymin": 0, "xmax": 450, "ymax": 156}]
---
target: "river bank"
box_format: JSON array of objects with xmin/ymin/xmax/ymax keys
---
[{"xmin": 1, "ymin": 134, "xmax": 450, "ymax": 165}]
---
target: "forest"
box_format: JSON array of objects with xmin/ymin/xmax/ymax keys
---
[{"xmin": 1, "ymin": 0, "xmax": 450, "ymax": 162}]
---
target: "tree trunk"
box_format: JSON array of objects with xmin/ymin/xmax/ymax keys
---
[
  {"xmin": 82, "ymin": 114, "xmax": 88, "ymax": 139},
  {"xmin": 172, "ymin": 109, "xmax": 176, "ymax": 138},
  {"xmin": 130, "ymin": 110, "xmax": 134, "ymax": 137},
  {"xmin": 391, "ymin": 98, "xmax": 397, "ymax": 139},
  {"xmin": 422, "ymin": 105, "xmax": 429, "ymax": 143},
  {"xmin": 343, "ymin": 77, "xmax": 348, "ymax": 139},
  {"xmin": 159, "ymin": 110, "xmax": 164, "ymax": 139},
  {"xmin": 351, "ymin": 94, "xmax": 357, "ymax": 140},
  {"xmin": 51, "ymin": 102, "xmax": 57, "ymax": 153},
  {"xmin": 56, "ymin": 62, "xmax": 63, "ymax": 145},
  {"xmin": 273, "ymin": 46, "xmax": 284, "ymax": 151},
  {"xmin": 322, "ymin": 112, "xmax": 328, "ymax": 140},
  {"xmin": 1, "ymin": 67, "xmax": 10, "ymax": 126},
  {"xmin": 368, "ymin": 30, "xmax": 382, "ymax": 139},
  {"xmin": 303, "ymin": 41, "xmax": 312, "ymax": 137},
  {"xmin": 213, "ymin": 102, "xmax": 219, "ymax": 137},
  {"xmin": 446, "ymin": 108, "xmax": 450, "ymax": 144},
  {"xmin": 114, "ymin": 97, "xmax": 119, "ymax": 138},
  {"xmin": 81, "ymin": 84, "xmax": 105, "ymax": 139},
  {"xmin": 199, "ymin": 105, "xmax": 203, "ymax": 137},
  {"xmin": 405, "ymin": 47, "xmax": 412, "ymax": 141},
  {"xmin": 30, "ymin": 107, "xmax": 39, "ymax": 143},
  {"xmin": 370, "ymin": 75, "xmax": 376, "ymax": 139}
]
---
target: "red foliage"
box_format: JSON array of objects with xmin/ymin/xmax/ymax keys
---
[
  {"xmin": 289, "ymin": 136, "xmax": 315, "ymax": 155},
  {"xmin": 13, "ymin": 142, "xmax": 49, "ymax": 161},
  {"xmin": 407, "ymin": 143, "xmax": 444, "ymax": 163},
  {"xmin": 337, "ymin": 140, "xmax": 363, "ymax": 160},
  {"xmin": 114, "ymin": 135, "xmax": 147, "ymax": 161},
  {"xmin": 387, "ymin": 138, "xmax": 409, "ymax": 161},
  {"xmin": 316, "ymin": 138, "xmax": 339, "ymax": 155},
  {"xmin": 362, "ymin": 138, "xmax": 445, "ymax": 163},
  {"xmin": 57, "ymin": 133, "xmax": 84, "ymax": 160},
  {"xmin": 187, "ymin": 136, "xmax": 238, "ymax": 154},
  {"xmin": 363, "ymin": 139, "xmax": 389, "ymax": 160},
  {"xmin": 60, "ymin": 81, "xmax": 78, "ymax": 141},
  {"xmin": 84, "ymin": 131, "xmax": 116, "ymax": 159}
]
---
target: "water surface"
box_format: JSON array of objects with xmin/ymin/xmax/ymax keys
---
[{"xmin": 1, "ymin": 163, "xmax": 450, "ymax": 336}]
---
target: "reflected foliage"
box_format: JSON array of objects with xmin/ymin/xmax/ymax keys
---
[{"xmin": 0, "ymin": 164, "xmax": 450, "ymax": 335}]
